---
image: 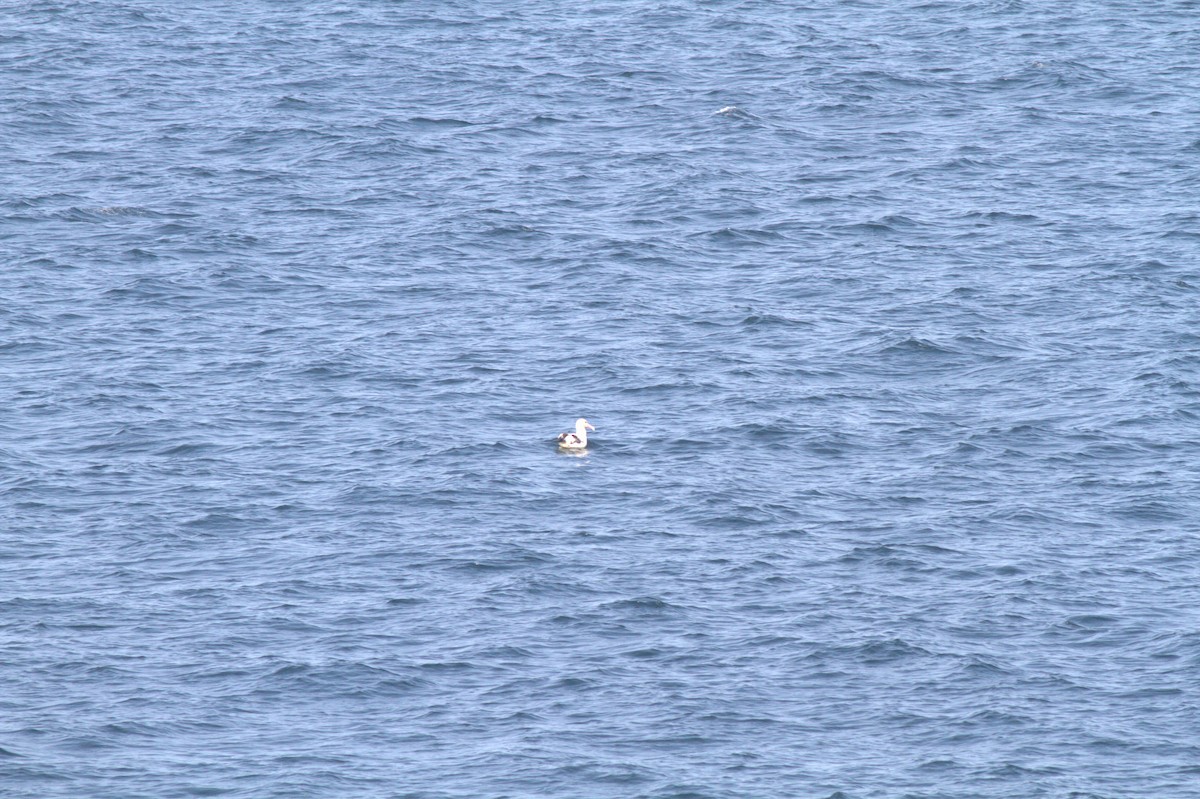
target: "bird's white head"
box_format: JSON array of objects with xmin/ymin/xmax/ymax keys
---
[{"xmin": 576, "ymin": 418, "xmax": 595, "ymax": 432}]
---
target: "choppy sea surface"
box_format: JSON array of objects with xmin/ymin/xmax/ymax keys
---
[{"xmin": 4, "ymin": 2, "xmax": 1200, "ymax": 797}]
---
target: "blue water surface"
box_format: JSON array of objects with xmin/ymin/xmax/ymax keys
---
[{"xmin": 3, "ymin": 2, "xmax": 1200, "ymax": 797}]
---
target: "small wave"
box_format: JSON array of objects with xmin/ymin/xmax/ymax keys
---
[
  {"xmin": 853, "ymin": 334, "xmax": 959, "ymax": 357},
  {"xmin": 697, "ymin": 226, "xmax": 786, "ymax": 243},
  {"xmin": 713, "ymin": 105, "xmax": 754, "ymax": 119},
  {"xmin": 600, "ymin": 596, "xmax": 678, "ymax": 612},
  {"xmin": 989, "ymin": 59, "xmax": 1117, "ymax": 90},
  {"xmin": 821, "ymin": 637, "xmax": 934, "ymax": 665},
  {"xmin": 56, "ymin": 205, "xmax": 170, "ymax": 221},
  {"xmin": 407, "ymin": 116, "xmax": 474, "ymax": 128},
  {"xmin": 961, "ymin": 210, "xmax": 1043, "ymax": 224}
]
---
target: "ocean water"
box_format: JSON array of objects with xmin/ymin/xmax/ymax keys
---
[{"xmin": 4, "ymin": 1, "xmax": 1200, "ymax": 797}]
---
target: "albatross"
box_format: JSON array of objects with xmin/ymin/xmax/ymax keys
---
[{"xmin": 557, "ymin": 418, "xmax": 595, "ymax": 449}]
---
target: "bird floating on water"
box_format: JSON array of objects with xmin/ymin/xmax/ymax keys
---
[{"xmin": 558, "ymin": 418, "xmax": 595, "ymax": 449}]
